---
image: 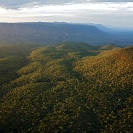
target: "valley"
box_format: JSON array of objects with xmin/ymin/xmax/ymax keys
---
[{"xmin": 0, "ymin": 42, "xmax": 133, "ymax": 133}]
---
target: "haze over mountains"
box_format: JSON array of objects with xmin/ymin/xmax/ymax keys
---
[
  {"xmin": 0, "ymin": 0, "xmax": 133, "ymax": 132},
  {"xmin": 0, "ymin": 22, "xmax": 133, "ymax": 46},
  {"xmin": 0, "ymin": 19, "xmax": 133, "ymax": 133}
]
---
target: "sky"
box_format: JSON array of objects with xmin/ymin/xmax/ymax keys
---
[{"xmin": 0, "ymin": 0, "xmax": 133, "ymax": 27}]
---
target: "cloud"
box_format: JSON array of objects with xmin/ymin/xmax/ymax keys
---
[
  {"xmin": 0, "ymin": 0, "xmax": 133, "ymax": 27},
  {"xmin": 0, "ymin": 0, "xmax": 83, "ymax": 9},
  {"xmin": 1, "ymin": 2, "xmax": 133, "ymax": 18},
  {"xmin": 91, "ymin": 0, "xmax": 133, "ymax": 1},
  {"xmin": 0, "ymin": 0, "xmax": 133, "ymax": 9}
]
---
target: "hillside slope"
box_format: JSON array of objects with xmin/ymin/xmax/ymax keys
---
[
  {"xmin": 0, "ymin": 22, "xmax": 119, "ymax": 45},
  {"xmin": 0, "ymin": 42, "xmax": 133, "ymax": 133},
  {"xmin": 0, "ymin": 44, "xmax": 40, "ymax": 95}
]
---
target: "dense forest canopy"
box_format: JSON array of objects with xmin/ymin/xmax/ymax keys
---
[{"xmin": 0, "ymin": 42, "xmax": 133, "ymax": 133}]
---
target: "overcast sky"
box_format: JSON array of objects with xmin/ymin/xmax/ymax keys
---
[{"xmin": 0, "ymin": 0, "xmax": 133, "ymax": 27}]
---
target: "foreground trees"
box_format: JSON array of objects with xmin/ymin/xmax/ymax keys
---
[{"xmin": 0, "ymin": 43, "xmax": 133, "ymax": 132}]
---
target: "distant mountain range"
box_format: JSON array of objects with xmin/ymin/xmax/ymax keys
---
[{"xmin": 0, "ymin": 22, "xmax": 133, "ymax": 46}]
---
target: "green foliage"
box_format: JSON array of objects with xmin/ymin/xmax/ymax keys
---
[
  {"xmin": 0, "ymin": 42, "xmax": 133, "ymax": 133},
  {"xmin": 0, "ymin": 44, "xmax": 40, "ymax": 97},
  {"xmin": 100, "ymin": 43, "xmax": 117, "ymax": 50}
]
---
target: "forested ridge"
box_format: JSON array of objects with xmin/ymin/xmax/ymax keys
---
[
  {"xmin": 0, "ymin": 42, "xmax": 133, "ymax": 133},
  {"xmin": 1, "ymin": 22, "xmax": 133, "ymax": 46}
]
